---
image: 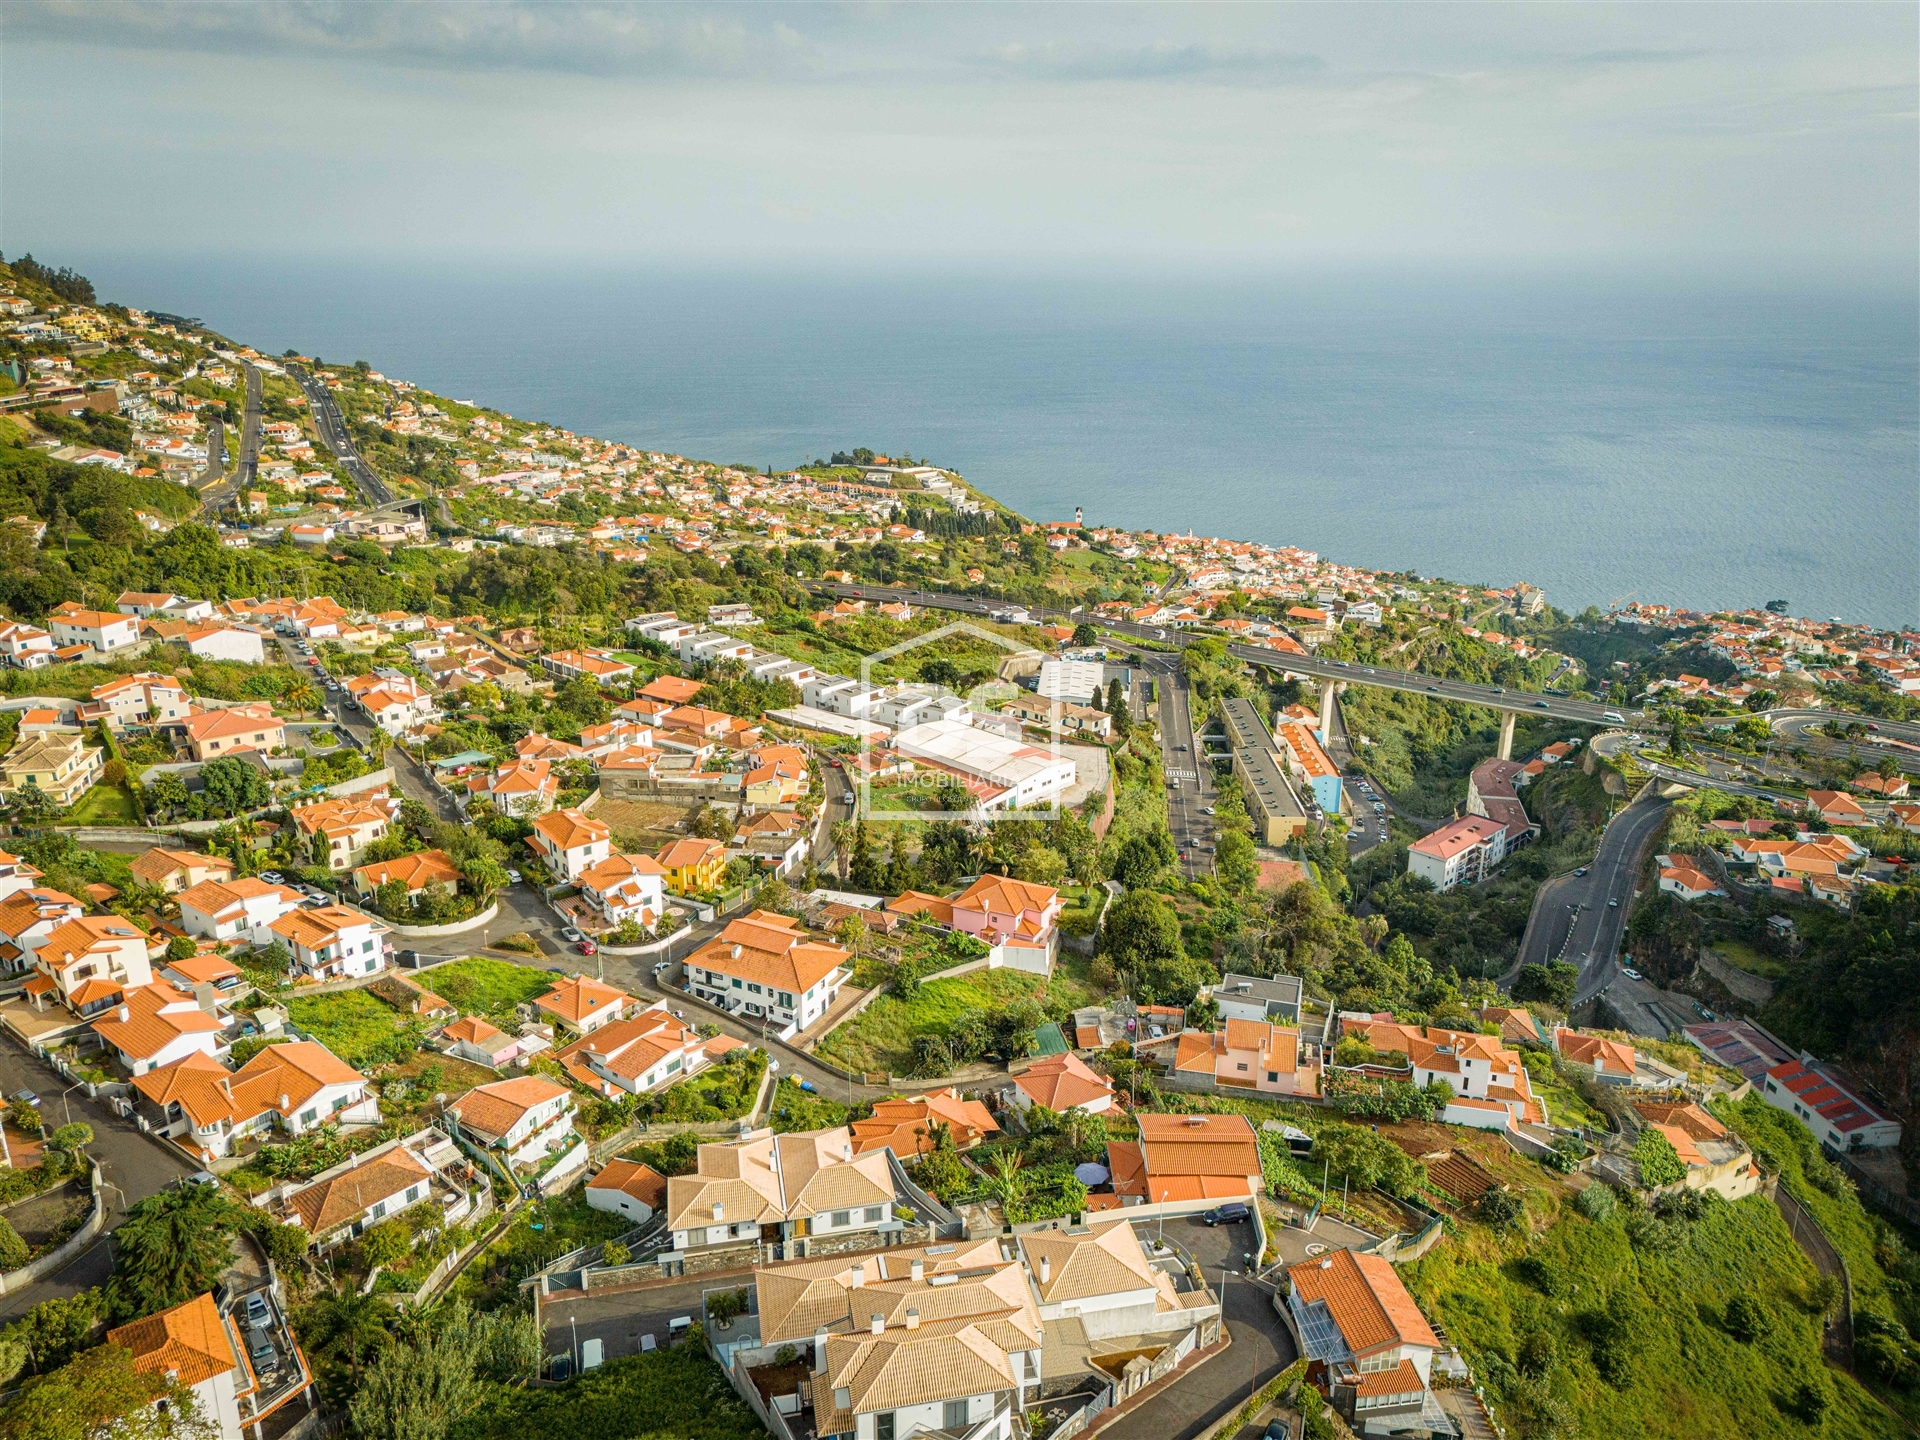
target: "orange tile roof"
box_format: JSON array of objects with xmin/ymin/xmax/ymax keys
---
[
  {"xmin": 954, "ymin": 874, "xmax": 1058, "ymax": 917},
  {"xmin": 655, "ymin": 836, "xmax": 725, "ymax": 870},
  {"xmin": 1287, "ymin": 1247, "xmax": 1439, "ymax": 1357},
  {"xmin": 353, "ymin": 849, "xmax": 461, "ymax": 891},
  {"xmin": 90, "ymin": 982, "xmax": 223, "ymax": 1061},
  {"xmin": 447, "ymin": 1075, "xmax": 569, "ymax": 1141},
  {"xmin": 849, "ymin": 1088, "xmax": 999, "ymax": 1157},
  {"xmin": 591, "ymin": 1158, "xmax": 668, "ymax": 1211},
  {"xmin": 1015, "ymin": 1053, "xmax": 1114, "ymax": 1112},
  {"xmin": 108, "ymin": 1292, "xmax": 242, "ymax": 1389},
  {"xmin": 535, "ymin": 974, "xmax": 629, "ymax": 1025},
  {"xmin": 531, "ymin": 807, "xmax": 610, "ymax": 852},
  {"xmin": 639, "ymin": 675, "xmax": 706, "ymax": 705},
  {"xmin": 688, "ymin": 912, "xmax": 849, "ymax": 993},
  {"xmin": 288, "ymin": 1148, "xmax": 431, "ymax": 1232},
  {"xmin": 444, "ymin": 1015, "xmax": 505, "ymax": 1046}
]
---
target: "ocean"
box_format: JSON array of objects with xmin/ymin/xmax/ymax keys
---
[{"xmin": 80, "ymin": 257, "xmax": 1919, "ymax": 629}]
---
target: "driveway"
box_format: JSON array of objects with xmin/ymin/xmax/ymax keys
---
[
  {"xmin": 540, "ymin": 1270, "xmax": 752, "ymax": 1366},
  {"xmin": 1100, "ymin": 1216, "xmax": 1296, "ymax": 1440},
  {"xmin": 0, "ymin": 1041, "xmax": 192, "ymax": 1321}
]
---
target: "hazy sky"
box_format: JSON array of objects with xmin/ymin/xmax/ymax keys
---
[{"xmin": 2, "ymin": 2, "xmax": 1914, "ymax": 275}]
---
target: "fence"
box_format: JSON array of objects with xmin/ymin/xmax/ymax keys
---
[
  {"xmin": 0, "ymin": 1161, "xmax": 106, "ymax": 1296},
  {"xmin": 1774, "ymin": 1184, "xmax": 1853, "ymax": 1370}
]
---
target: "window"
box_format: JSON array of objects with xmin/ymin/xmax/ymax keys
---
[
  {"xmin": 371, "ymin": 1201, "xmax": 386, "ymax": 1219},
  {"xmin": 945, "ymin": 1401, "xmax": 969, "ymax": 1430},
  {"xmin": 749, "ymin": 983, "xmax": 762, "ymax": 995},
  {"xmin": 863, "ymin": 1206, "xmax": 882, "ymax": 1224},
  {"xmin": 1267, "ymin": 1072, "xmax": 1279, "ymax": 1083},
  {"xmin": 300, "ymin": 1108, "xmax": 318, "ymax": 1125},
  {"xmin": 405, "ymin": 1186, "xmax": 420, "ymax": 1203},
  {"xmin": 875, "ymin": 1414, "xmax": 895, "ymax": 1440},
  {"xmin": 1235, "ymin": 1062, "xmax": 1248, "ymax": 1072},
  {"xmin": 732, "ymin": 978, "xmax": 743, "ymax": 989},
  {"xmin": 830, "ymin": 1210, "xmax": 850, "ymax": 1228}
]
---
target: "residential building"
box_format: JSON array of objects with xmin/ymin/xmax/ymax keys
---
[
  {"xmin": 1275, "ymin": 721, "xmax": 1343, "ymax": 815},
  {"xmin": 1762, "ymin": 1053, "xmax": 1903, "ymax": 1151},
  {"xmin": 541, "ymin": 649, "xmax": 636, "ymax": 686},
  {"xmin": 1210, "ymin": 972, "xmax": 1303, "ymax": 1026},
  {"xmin": 1170, "ymin": 1019, "xmax": 1314, "ymax": 1096},
  {"xmin": 473, "ymin": 757, "xmax": 559, "ymax": 817},
  {"xmin": 576, "ymin": 851, "xmax": 667, "ymax": 929},
  {"xmin": 182, "ymin": 704, "xmax": 286, "ymax": 762},
  {"xmin": 1282, "ymin": 1247, "xmax": 1445, "ymax": 1437},
  {"xmin": 347, "ymin": 674, "xmax": 438, "ymax": 735},
  {"xmin": 684, "ymin": 911, "xmax": 851, "ymax": 1038},
  {"xmin": 47, "ymin": 606, "xmax": 140, "ymax": 656},
  {"xmin": 269, "ymin": 904, "xmax": 390, "ymax": 982},
  {"xmin": 552, "ymin": 1003, "xmax": 714, "ymax": 1097},
  {"xmin": 1106, "ymin": 1112, "xmax": 1264, "ymax": 1209},
  {"xmin": 129, "ymin": 847, "xmax": 234, "ymax": 896},
  {"xmin": 1405, "ymin": 815, "xmax": 1510, "ymax": 893},
  {"xmin": 1805, "ymin": 789, "xmax": 1870, "ymax": 827},
  {"xmin": 1009, "ymin": 1053, "xmax": 1116, "ymax": 1114},
  {"xmin": 655, "ymin": 836, "xmax": 728, "ymax": 894},
  {"xmin": 1345, "ymin": 1016, "xmax": 1545, "ymax": 1126},
  {"xmin": 445, "ymin": 1075, "xmax": 578, "ymax": 1169},
  {"xmin": 887, "ymin": 875, "xmax": 1062, "ymax": 974},
  {"xmin": 281, "ymin": 1138, "xmax": 450, "ymax": 1245},
  {"xmin": 0, "ymin": 886, "xmax": 85, "ymax": 977},
  {"xmin": 29, "ymin": 913, "xmax": 154, "ymax": 1013},
  {"xmin": 849, "ymin": 1088, "xmax": 999, "ymax": 1158},
  {"xmin": 442, "ymin": 1015, "xmax": 547, "ymax": 1069},
  {"xmin": 0, "ymin": 620, "xmax": 55, "ymax": 669},
  {"xmin": 585, "ymin": 1158, "xmax": 668, "ymax": 1223},
  {"xmin": 351, "ymin": 849, "xmax": 462, "ymax": 903},
  {"xmin": 83, "ymin": 672, "xmax": 190, "ymax": 728},
  {"xmin": 108, "ymin": 1291, "xmax": 312, "ymax": 1440},
  {"xmin": 290, "ymin": 792, "xmax": 396, "ymax": 870},
  {"xmin": 1466, "ymin": 757, "xmax": 1535, "ymax": 848},
  {"xmin": 0, "ymin": 850, "xmax": 44, "ymax": 906},
  {"xmin": 1553, "ymin": 1028, "xmax": 1637, "ymax": 1085},
  {"xmin": 131, "ymin": 1040, "xmax": 380, "ymax": 1161},
  {"xmin": 529, "ymin": 808, "xmax": 612, "ymax": 882},
  {"xmin": 116, "ymin": 591, "xmax": 216, "ymax": 621},
  {"xmin": 177, "ymin": 877, "xmax": 305, "ymax": 947},
  {"xmin": 0, "ymin": 730, "xmax": 104, "ymax": 806},
  {"xmin": 1001, "ymin": 694, "xmax": 1113, "ymax": 739},
  {"xmin": 755, "ymin": 1238, "xmax": 1044, "ymax": 1440},
  {"xmin": 730, "ymin": 810, "xmax": 810, "ymax": 876},
  {"xmin": 91, "ymin": 981, "xmax": 227, "ymax": 1075},
  {"xmin": 1658, "ymin": 860, "xmax": 1725, "ymax": 901},
  {"xmin": 1629, "ymin": 1101, "xmax": 1761, "ymax": 1200},
  {"xmin": 534, "ymin": 974, "xmax": 631, "ymax": 1035},
  {"xmin": 664, "ymin": 1125, "xmax": 898, "ymax": 1259},
  {"xmin": 153, "ymin": 623, "xmax": 267, "ymax": 665},
  {"xmin": 1220, "ymin": 697, "xmax": 1310, "ymax": 843},
  {"xmin": 1018, "ymin": 1218, "xmax": 1219, "ymax": 1341}
]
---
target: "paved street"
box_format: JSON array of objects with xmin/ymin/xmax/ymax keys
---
[
  {"xmin": 289, "ymin": 364, "xmax": 391, "ymax": 505},
  {"xmin": 540, "ymin": 1271, "xmax": 743, "ymax": 1367},
  {"xmin": 0, "ymin": 1042, "xmax": 192, "ymax": 1322}
]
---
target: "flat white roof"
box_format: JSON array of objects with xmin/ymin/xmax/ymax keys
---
[{"xmin": 895, "ymin": 718, "xmax": 1076, "ymax": 789}]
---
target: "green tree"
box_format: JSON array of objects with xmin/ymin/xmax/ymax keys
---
[
  {"xmin": 47, "ymin": 1122, "xmax": 91, "ymax": 1156},
  {"xmin": 359, "ymin": 1219, "xmax": 413, "ymax": 1270},
  {"xmin": 105, "ymin": 1186, "xmax": 237, "ymax": 1322},
  {"xmin": 0, "ymin": 1343, "xmax": 196, "ymax": 1440},
  {"xmin": 147, "ymin": 773, "xmax": 190, "ymax": 814},
  {"xmin": 1632, "ymin": 1127, "xmax": 1687, "ymax": 1188},
  {"xmin": 0, "ymin": 1217, "xmax": 27, "ymax": 1270},
  {"xmin": 0, "ymin": 1289, "xmax": 105, "ymax": 1375},
  {"xmin": 199, "ymin": 756, "xmax": 270, "ymax": 817},
  {"xmin": 165, "ymin": 934, "xmax": 199, "ymax": 962},
  {"xmin": 305, "ymin": 1289, "xmax": 394, "ymax": 1382},
  {"xmin": 1723, "ymin": 1292, "xmax": 1767, "ymax": 1343}
]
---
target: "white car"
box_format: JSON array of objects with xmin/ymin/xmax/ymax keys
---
[
  {"xmin": 506, "ymin": 869, "xmax": 523, "ymax": 885},
  {"xmin": 1621, "ymin": 967, "xmax": 1643, "ymax": 981},
  {"xmin": 560, "ymin": 926, "xmax": 584, "ymax": 943}
]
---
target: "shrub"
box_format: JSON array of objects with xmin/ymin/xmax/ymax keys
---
[
  {"xmin": 600, "ymin": 1241, "xmax": 630, "ymax": 1268},
  {"xmin": 1516, "ymin": 1329, "xmax": 1557, "ymax": 1378},
  {"xmin": 1631, "ymin": 1128, "xmax": 1687, "ymax": 1188},
  {"xmin": 1572, "ymin": 1184, "xmax": 1615, "ymax": 1222},
  {"xmin": 1475, "ymin": 1189, "xmax": 1523, "ymax": 1229},
  {"xmin": 7, "ymin": 1100, "xmax": 40, "ymax": 1136},
  {"xmin": 1723, "ymin": 1292, "xmax": 1767, "ymax": 1343},
  {"xmin": 0, "ymin": 1217, "xmax": 27, "ymax": 1271}
]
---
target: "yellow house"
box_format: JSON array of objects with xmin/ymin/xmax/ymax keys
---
[
  {"xmin": 653, "ymin": 838, "xmax": 727, "ymax": 895},
  {"xmin": 0, "ymin": 732, "xmax": 104, "ymax": 807}
]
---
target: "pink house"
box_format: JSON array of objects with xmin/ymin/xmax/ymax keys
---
[{"xmin": 888, "ymin": 874, "xmax": 1063, "ymax": 975}]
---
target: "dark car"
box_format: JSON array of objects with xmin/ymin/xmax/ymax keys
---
[
  {"xmin": 1201, "ymin": 1202, "xmax": 1250, "ymax": 1226},
  {"xmin": 1535, "ymin": 700, "xmax": 1550, "ymax": 708}
]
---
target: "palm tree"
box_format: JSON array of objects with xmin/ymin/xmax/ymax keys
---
[
  {"xmin": 829, "ymin": 820, "xmax": 854, "ymax": 882},
  {"xmin": 983, "ymin": 1149, "xmax": 1026, "ymax": 1207},
  {"xmin": 306, "ymin": 1289, "xmax": 395, "ymax": 1382},
  {"xmin": 285, "ymin": 679, "xmax": 320, "ymax": 718}
]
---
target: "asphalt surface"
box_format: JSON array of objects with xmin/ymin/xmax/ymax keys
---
[
  {"xmin": 1504, "ymin": 789, "xmax": 1670, "ymax": 1017},
  {"xmin": 541, "ymin": 1271, "xmax": 726, "ymax": 1367},
  {"xmin": 0, "ymin": 1042, "xmax": 192, "ymax": 1322},
  {"xmin": 196, "ymin": 364, "xmax": 259, "ymax": 519},
  {"xmin": 289, "ymin": 365, "xmax": 392, "ymax": 505},
  {"xmin": 1146, "ymin": 653, "xmax": 1216, "ymax": 879}
]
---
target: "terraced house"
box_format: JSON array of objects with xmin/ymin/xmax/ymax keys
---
[{"xmin": 131, "ymin": 1039, "xmax": 380, "ymax": 1162}]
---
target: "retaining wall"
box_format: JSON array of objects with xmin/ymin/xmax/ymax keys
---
[
  {"xmin": 0, "ymin": 1162, "xmax": 105, "ymax": 1296},
  {"xmin": 390, "ymin": 901, "xmax": 499, "ymax": 939}
]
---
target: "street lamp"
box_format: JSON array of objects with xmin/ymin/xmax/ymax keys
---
[{"xmin": 570, "ymin": 1315, "xmax": 579, "ymax": 1374}]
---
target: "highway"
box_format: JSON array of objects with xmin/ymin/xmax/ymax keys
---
[
  {"xmin": 289, "ymin": 364, "xmax": 392, "ymax": 506},
  {"xmin": 1145, "ymin": 650, "xmax": 1215, "ymax": 877},
  {"xmin": 816, "ymin": 583, "xmax": 1920, "ymax": 775},
  {"xmin": 195, "ymin": 363, "xmax": 259, "ymax": 518}
]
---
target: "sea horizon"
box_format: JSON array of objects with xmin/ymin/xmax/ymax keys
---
[{"xmin": 67, "ymin": 253, "xmax": 1920, "ymax": 630}]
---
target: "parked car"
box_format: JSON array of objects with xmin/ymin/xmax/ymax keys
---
[
  {"xmin": 1201, "ymin": 1202, "xmax": 1250, "ymax": 1227},
  {"xmin": 259, "ymin": 871, "xmax": 283, "ymax": 884},
  {"xmin": 185, "ymin": 1171, "xmax": 219, "ymax": 1188},
  {"xmin": 243, "ymin": 1293, "xmax": 271, "ymax": 1327},
  {"xmin": 8, "ymin": 1090, "xmax": 37, "ymax": 1108},
  {"xmin": 395, "ymin": 949, "xmax": 419, "ymax": 967},
  {"xmin": 1575, "ymin": 867, "xmax": 1589, "ymax": 877},
  {"xmin": 1622, "ymin": 967, "xmax": 1643, "ymax": 981},
  {"xmin": 506, "ymin": 869, "xmax": 522, "ymax": 884},
  {"xmin": 577, "ymin": 939, "xmax": 598, "ymax": 956},
  {"xmin": 561, "ymin": 927, "xmax": 584, "ymax": 943}
]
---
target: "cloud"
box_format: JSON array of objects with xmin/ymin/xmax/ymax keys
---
[
  {"xmin": 3, "ymin": 0, "xmax": 826, "ymax": 79},
  {"xmin": 976, "ymin": 38, "xmax": 1324, "ymax": 84}
]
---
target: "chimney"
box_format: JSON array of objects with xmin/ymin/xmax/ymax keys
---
[
  {"xmin": 713, "ymin": 1202, "xmax": 724, "ymax": 1222},
  {"xmin": 1039, "ymin": 1256, "xmax": 1050, "ymax": 1285},
  {"xmin": 870, "ymin": 1313, "xmax": 885, "ymax": 1335},
  {"xmin": 732, "ymin": 944, "xmax": 743, "ymax": 959},
  {"xmin": 850, "ymin": 1263, "xmax": 865, "ymax": 1289},
  {"xmin": 1320, "ymin": 1257, "xmax": 1333, "ymax": 1269},
  {"xmin": 281, "ymin": 1094, "xmax": 292, "ymax": 1113},
  {"xmin": 905, "ymin": 1309, "xmax": 920, "ymax": 1331},
  {"xmin": 118, "ymin": 1004, "xmax": 130, "ymax": 1022},
  {"xmin": 910, "ymin": 1259, "xmax": 923, "ymax": 1282},
  {"xmin": 843, "ymin": 1142, "xmax": 852, "ymax": 1162}
]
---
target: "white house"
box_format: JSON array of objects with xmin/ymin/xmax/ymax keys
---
[
  {"xmin": 177, "ymin": 877, "xmax": 305, "ymax": 948},
  {"xmin": 585, "ymin": 1158, "xmax": 668, "ymax": 1224},
  {"xmin": 269, "ymin": 903, "xmax": 390, "ymax": 982},
  {"xmin": 446, "ymin": 1075, "xmax": 578, "ymax": 1169},
  {"xmin": 576, "ymin": 851, "xmax": 668, "ymax": 929},
  {"xmin": 132, "ymin": 1041, "xmax": 381, "ymax": 1161},
  {"xmin": 90, "ymin": 982, "xmax": 227, "ymax": 1076},
  {"xmin": 528, "ymin": 807, "xmax": 612, "ymax": 883}
]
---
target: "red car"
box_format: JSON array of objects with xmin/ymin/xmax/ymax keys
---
[{"xmin": 577, "ymin": 939, "xmax": 597, "ymax": 956}]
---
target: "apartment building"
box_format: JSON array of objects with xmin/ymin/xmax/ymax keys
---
[
  {"xmin": 29, "ymin": 913, "xmax": 155, "ymax": 1013},
  {"xmin": 47, "ymin": 605, "xmax": 141, "ymax": 656},
  {"xmin": 83, "ymin": 672, "xmax": 190, "ymax": 728},
  {"xmin": 1219, "ymin": 698, "xmax": 1308, "ymax": 843},
  {"xmin": 529, "ymin": 808, "xmax": 612, "ymax": 882},
  {"xmin": 1762, "ymin": 1053, "xmax": 1904, "ymax": 1151},
  {"xmin": 1405, "ymin": 815, "xmax": 1509, "ymax": 893}
]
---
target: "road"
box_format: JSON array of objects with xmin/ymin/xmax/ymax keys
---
[
  {"xmin": 196, "ymin": 364, "xmax": 260, "ymax": 519},
  {"xmin": 0, "ymin": 1039, "xmax": 192, "ymax": 1322},
  {"xmin": 1141, "ymin": 652, "xmax": 1214, "ymax": 879},
  {"xmin": 289, "ymin": 364, "xmax": 392, "ymax": 506},
  {"xmin": 1504, "ymin": 789, "xmax": 1671, "ymax": 1025},
  {"xmin": 815, "ymin": 583, "xmax": 1920, "ymax": 776},
  {"xmin": 197, "ymin": 418, "xmax": 226, "ymax": 489}
]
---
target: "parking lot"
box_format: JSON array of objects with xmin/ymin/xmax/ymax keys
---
[{"xmin": 539, "ymin": 1269, "xmax": 752, "ymax": 1368}]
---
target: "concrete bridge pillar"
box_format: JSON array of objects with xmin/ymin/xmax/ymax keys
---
[
  {"xmin": 1497, "ymin": 710, "xmax": 1516, "ymax": 761},
  {"xmin": 1319, "ymin": 680, "xmax": 1336, "ymax": 740}
]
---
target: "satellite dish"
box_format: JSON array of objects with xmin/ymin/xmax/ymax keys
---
[{"xmin": 1073, "ymin": 1163, "xmax": 1110, "ymax": 1186}]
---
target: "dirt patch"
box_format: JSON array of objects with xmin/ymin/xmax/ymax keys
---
[
  {"xmin": 594, "ymin": 798, "xmax": 697, "ymax": 853},
  {"xmin": 1376, "ymin": 1118, "xmax": 1571, "ymax": 1198},
  {"xmin": 1, "ymin": 1180, "xmax": 89, "ymax": 1251}
]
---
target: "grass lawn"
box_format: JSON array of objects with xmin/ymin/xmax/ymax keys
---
[
  {"xmin": 448, "ymin": 1188, "xmax": 632, "ymax": 1312},
  {"xmin": 1403, "ymin": 1189, "xmax": 1900, "ymax": 1439},
  {"xmin": 285, "ymin": 988, "xmax": 421, "ymax": 1068},
  {"xmin": 423, "ymin": 956, "xmax": 556, "ymax": 1019},
  {"xmin": 66, "ymin": 782, "xmax": 137, "ymax": 825},
  {"xmin": 818, "ymin": 964, "xmax": 1097, "ymax": 1077},
  {"xmin": 1712, "ymin": 938, "xmax": 1790, "ymax": 981}
]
